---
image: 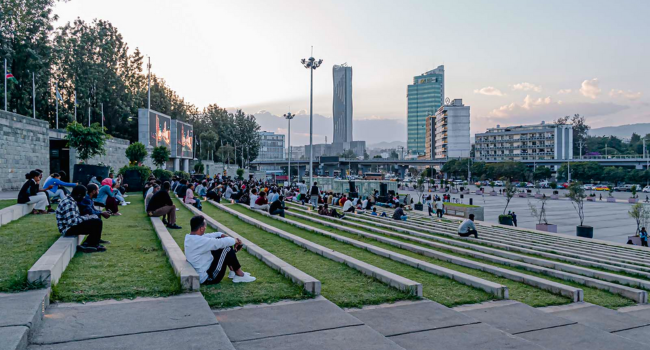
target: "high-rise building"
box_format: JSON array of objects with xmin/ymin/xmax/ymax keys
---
[
  {"xmin": 258, "ymin": 131, "xmax": 285, "ymax": 160},
  {"xmin": 434, "ymin": 98, "xmax": 470, "ymax": 159},
  {"xmin": 407, "ymin": 65, "xmax": 444, "ymax": 155},
  {"xmin": 474, "ymin": 122, "xmax": 573, "ymax": 161},
  {"xmin": 425, "ymin": 116, "xmax": 435, "ymax": 159},
  {"xmin": 333, "ymin": 64, "xmax": 353, "ymax": 143}
]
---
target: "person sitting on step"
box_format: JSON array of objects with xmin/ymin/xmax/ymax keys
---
[
  {"xmin": 56, "ymin": 185, "xmax": 107, "ymax": 253},
  {"xmin": 458, "ymin": 214, "xmax": 479, "ymax": 238},
  {"xmin": 184, "ymin": 183, "xmax": 202, "ymax": 210},
  {"xmin": 79, "ymin": 184, "xmax": 112, "ymax": 222},
  {"xmin": 145, "ymin": 184, "xmax": 160, "ymax": 209},
  {"xmin": 18, "ymin": 170, "xmax": 53, "ymax": 214},
  {"xmin": 251, "ymin": 190, "xmax": 270, "ymax": 211},
  {"xmin": 269, "ymin": 195, "xmax": 287, "ymax": 218},
  {"xmin": 42, "ymin": 173, "xmax": 76, "ymax": 201},
  {"xmin": 147, "ymin": 182, "xmax": 182, "ymax": 229},
  {"xmin": 184, "ymin": 215, "xmax": 256, "ymax": 284},
  {"xmin": 342, "ymin": 195, "xmax": 355, "ymax": 213},
  {"xmin": 392, "ymin": 204, "xmax": 407, "ymax": 221},
  {"xmin": 94, "ymin": 182, "xmax": 120, "ymax": 216}
]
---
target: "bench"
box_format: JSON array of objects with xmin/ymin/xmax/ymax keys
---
[
  {"xmin": 150, "ymin": 217, "xmax": 200, "ymax": 291},
  {"xmin": 28, "ymin": 235, "xmax": 85, "ymax": 287},
  {"xmin": 0, "ymin": 203, "xmax": 35, "ymax": 227}
]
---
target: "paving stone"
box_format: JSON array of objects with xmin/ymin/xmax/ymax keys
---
[
  {"xmin": 460, "ymin": 301, "xmax": 575, "ymax": 334},
  {"xmin": 232, "ymin": 325, "xmax": 404, "ymax": 350},
  {"xmin": 215, "ymin": 298, "xmax": 363, "ymax": 342},
  {"xmin": 0, "ymin": 326, "xmax": 29, "ymax": 350},
  {"xmin": 548, "ymin": 304, "xmax": 650, "ymax": 333},
  {"xmin": 27, "ymin": 324, "xmax": 234, "ymax": 350},
  {"xmin": 613, "ymin": 325, "xmax": 650, "ymax": 342},
  {"xmin": 389, "ymin": 323, "xmax": 544, "ymax": 350},
  {"xmin": 348, "ymin": 300, "xmax": 476, "ymax": 336},
  {"xmin": 624, "ymin": 308, "xmax": 650, "ymax": 321},
  {"xmin": 517, "ymin": 323, "xmax": 649, "ymax": 350},
  {"xmin": 0, "ymin": 289, "xmax": 49, "ymax": 328},
  {"xmin": 32, "ymin": 294, "xmax": 217, "ymax": 345}
]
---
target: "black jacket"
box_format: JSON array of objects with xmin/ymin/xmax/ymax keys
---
[
  {"xmin": 18, "ymin": 179, "xmax": 39, "ymax": 204},
  {"xmin": 147, "ymin": 190, "xmax": 173, "ymax": 212},
  {"xmin": 270, "ymin": 199, "xmax": 285, "ymax": 213}
]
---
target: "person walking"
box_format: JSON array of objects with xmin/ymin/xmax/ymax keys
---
[
  {"xmin": 641, "ymin": 227, "xmax": 648, "ymax": 247},
  {"xmin": 436, "ymin": 199, "xmax": 444, "ymax": 218},
  {"xmin": 309, "ymin": 182, "xmax": 320, "ymax": 208},
  {"xmin": 512, "ymin": 212, "xmax": 518, "ymax": 227}
]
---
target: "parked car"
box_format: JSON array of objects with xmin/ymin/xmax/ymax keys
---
[
  {"xmin": 594, "ymin": 185, "xmax": 610, "ymax": 191},
  {"xmin": 538, "ymin": 181, "xmax": 550, "ymax": 188},
  {"xmin": 614, "ymin": 184, "xmax": 640, "ymax": 192},
  {"xmin": 643, "ymin": 186, "xmax": 650, "ymax": 193},
  {"xmin": 526, "ymin": 182, "xmax": 535, "ymax": 188},
  {"xmin": 582, "ymin": 184, "xmax": 595, "ymax": 190},
  {"xmin": 494, "ymin": 180, "xmax": 504, "ymax": 186}
]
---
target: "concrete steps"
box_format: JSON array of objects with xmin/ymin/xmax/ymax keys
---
[{"xmin": 0, "ymin": 289, "xmax": 49, "ymax": 350}]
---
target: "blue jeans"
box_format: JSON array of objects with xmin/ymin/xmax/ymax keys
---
[
  {"xmin": 400, "ymin": 215, "xmax": 407, "ymax": 221},
  {"xmin": 192, "ymin": 197, "xmax": 202, "ymax": 210},
  {"xmin": 271, "ymin": 209, "xmax": 285, "ymax": 218}
]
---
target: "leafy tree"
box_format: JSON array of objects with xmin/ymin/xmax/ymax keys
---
[
  {"xmin": 364, "ymin": 150, "xmax": 370, "ymax": 160},
  {"xmin": 629, "ymin": 203, "xmax": 650, "ymax": 236},
  {"xmin": 151, "ymin": 146, "xmax": 170, "ymax": 168},
  {"xmin": 373, "ymin": 154, "xmax": 383, "ymax": 159},
  {"xmin": 555, "ymin": 114, "xmax": 590, "ymax": 155},
  {"xmin": 125, "ymin": 142, "xmax": 147, "ymax": 165},
  {"xmin": 173, "ymin": 170, "xmax": 190, "ymax": 180},
  {"xmin": 65, "ymin": 122, "xmax": 110, "ymax": 163},
  {"xmin": 528, "ymin": 197, "xmax": 549, "ymax": 225},
  {"xmin": 199, "ymin": 131, "xmax": 218, "ymax": 161},
  {"xmin": 568, "ymin": 182, "xmax": 587, "ymax": 226},
  {"xmin": 340, "ymin": 149, "xmax": 357, "ymax": 159},
  {"xmin": 194, "ymin": 161, "xmax": 205, "ymax": 174},
  {"xmin": 533, "ymin": 166, "xmax": 552, "ymax": 181},
  {"xmin": 389, "ymin": 150, "xmax": 399, "ymax": 159},
  {"xmin": 502, "ymin": 181, "xmax": 517, "ymax": 215},
  {"xmin": 236, "ymin": 168, "xmax": 245, "ymax": 180}
]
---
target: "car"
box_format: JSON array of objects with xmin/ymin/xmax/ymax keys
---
[
  {"xmin": 582, "ymin": 184, "xmax": 594, "ymax": 190},
  {"xmin": 594, "ymin": 185, "xmax": 610, "ymax": 191},
  {"xmin": 643, "ymin": 186, "xmax": 650, "ymax": 193},
  {"xmin": 526, "ymin": 182, "xmax": 535, "ymax": 188},
  {"xmin": 494, "ymin": 180, "xmax": 504, "ymax": 186}
]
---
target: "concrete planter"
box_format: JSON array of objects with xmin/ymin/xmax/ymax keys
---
[
  {"xmin": 498, "ymin": 215, "xmax": 513, "ymax": 226},
  {"xmin": 551, "ymin": 194, "xmax": 559, "ymax": 200},
  {"xmin": 629, "ymin": 198, "xmax": 638, "ymax": 204},
  {"xmin": 462, "ymin": 190, "xmax": 470, "ymax": 194},
  {"xmin": 451, "ymin": 189, "xmax": 459, "ymax": 194},
  {"xmin": 627, "ymin": 236, "xmax": 642, "ymax": 245},
  {"xmin": 536, "ymin": 223, "xmax": 558, "ymax": 233},
  {"xmin": 476, "ymin": 190, "xmax": 483, "ymax": 195},
  {"xmin": 490, "ymin": 191, "xmax": 497, "ymax": 196},
  {"xmin": 444, "ymin": 204, "xmax": 484, "ymax": 221},
  {"xmin": 414, "ymin": 203, "xmax": 424, "ymax": 211},
  {"xmin": 607, "ymin": 197, "xmax": 616, "ymax": 203},
  {"xmin": 534, "ymin": 193, "xmax": 543, "ymax": 199},
  {"xmin": 576, "ymin": 225, "xmax": 594, "ymax": 238},
  {"xmin": 73, "ymin": 164, "xmax": 110, "ymax": 184},
  {"xmin": 518, "ymin": 193, "xmax": 527, "ymax": 198},
  {"xmin": 587, "ymin": 197, "xmax": 596, "ymax": 202}
]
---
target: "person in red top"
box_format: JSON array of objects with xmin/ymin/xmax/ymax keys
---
[
  {"xmin": 254, "ymin": 191, "xmax": 270, "ymax": 211},
  {"xmin": 339, "ymin": 194, "xmax": 348, "ymax": 207}
]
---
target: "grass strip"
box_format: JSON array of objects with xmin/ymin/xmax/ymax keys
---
[
  {"xmin": 287, "ymin": 208, "xmax": 635, "ymax": 309},
  {"xmin": 0, "ymin": 199, "xmax": 17, "ymax": 210},
  {"xmin": 0, "ymin": 210, "xmax": 60, "ymax": 292},
  {"xmin": 223, "ymin": 204, "xmax": 496, "ymax": 308},
  {"xmin": 200, "ymin": 203, "xmax": 414, "ymax": 308},
  {"xmin": 170, "ymin": 198, "xmax": 311, "ymax": 308},
  {"xmin": 52, "ymin": 195, "xmax": 181, "ymax": 302}
]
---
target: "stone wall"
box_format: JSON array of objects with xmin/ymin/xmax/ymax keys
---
[
  {"xmin": 49, "ymin": 129, "xmax": 130, "ymax": 175},
  {"xmin": 0, "ymin": 111, "xmax": 50, "ymax": 191}
]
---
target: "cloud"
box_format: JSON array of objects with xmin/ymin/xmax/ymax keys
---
[
  {"xmin": 557, "ymin": 89, "xmax": 572, "ymax": 94},
  {"xmin": 473, "ymin": 86, "xmax": 505, "ymax": 96},
  {"xmin": 579, "ymin": 78, "xmax": 601, "ymax": 99},
  {"xmin": 512, "ymin": 82, "xmax": 542, "ymax": 92},
  {"xmin": 609, "ymin": 89, "xmax": 642, "ymax": 101}
]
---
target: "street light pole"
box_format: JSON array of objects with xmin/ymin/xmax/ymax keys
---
[
  {"xmin": 284, "ymin": 112, "xmax": 295, "ymax": 183},
  {"xmin": 301, "ymin": 53, "xmax": 323, "ymax": 188}
]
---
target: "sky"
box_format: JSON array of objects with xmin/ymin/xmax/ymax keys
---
[{"xmin": 54, "ymin": 0, "xmax": 650, "ymax": 147}]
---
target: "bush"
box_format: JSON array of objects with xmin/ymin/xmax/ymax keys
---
[
  {"xmin": 125, "ymin": 142, "xmax": 148, "ymax": 165},
  {"xmin": 65, "ymin": 122, "xmax": 110, "ymax": 163},
  {"xmin": 194, "ymin": 162, "xmax": 205, "ymax": 174},
  {"xmin": 236, "ymin": 168, "xmax": 245, "ymax": 180},
  {"xmin": 549, "ymin": 182, "xmax": 558, "ymax": 189},
  {"xmin": 174, "ymin": 171, "xmax": 190, "ymax": 180},
  {"xmin": 153, "ymin": 169, "xmax": 174, "ymax": 181},
  {"xmin": 118, "ymin": 165, "xmax": 152, "ymax": 184},
  {"xmin": 151, "ymin": 146, "xmax": 170, "ymax": 168}
]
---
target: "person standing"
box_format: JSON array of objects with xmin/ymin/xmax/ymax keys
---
[
  {"xmin": 512, "ymin": 212, "xmax": 518, "ymax": 227},
  {"xmin": 309, "ymin": 182, "xmax": 320, "ymax": 208},
  {"xmin": 641, "ymin": 227, "xmax": 648, "ymax": 247},
  {"xmin": 436, "ymin": 199, "xmax": 444, "ymax": 218}
]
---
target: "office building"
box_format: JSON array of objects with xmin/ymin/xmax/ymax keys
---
[
  {"xmin": 289, "ymin": 145, "xmax": 305, "ymax": 160},
  {"xmin": 407, "ymin": 65, "xmax": 444, "ymax": 155},
  {"xmin": 333, "ymin": 64, "xmax": 353, "ymax": 143},
  {"xmin": 434, "ymin": 98, "xmax": 470, "ymax": 159},
  {"xmin": 258, "ymin": 131, "xmax": 285, "ymax": 160},
  {"xmin": 474, "ymin": 122, "xmax": 573, "ymax": 161},
  {"xmin": 425, "ymin": 116, "xmax": 435, "ymax": 159}
]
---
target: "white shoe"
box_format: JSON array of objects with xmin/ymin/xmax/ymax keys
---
[
  {"xmin": 233, "ymin": 274, "xmax": 256, "ymax": 283},
  {"xmin": 123, "ymin": 194, "xmax": 129, "ymax": 198},
  {"xmin": 229, "ymin": 271, "xmax": 250, "ymax": 279},
  {"xmin": 121, "ymin": 202, "xmax": 127, "ymax": 206}
]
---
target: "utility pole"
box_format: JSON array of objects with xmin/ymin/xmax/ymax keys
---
[
  {"xmin": 147, "ymin": 56, "xmax": 151, "ymax": 111},
  {"xmin": 577, "ymin": 140, "xmax": 584, "ymax": 159}
]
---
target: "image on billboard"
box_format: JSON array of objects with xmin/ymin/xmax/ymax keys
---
[
  {"xmin": 148, "ymin": 111, "xmax": 171, "ymax": 150},
  {"xmin": 176, "ymin": 121, "xmax": 194, "ymax": 158}
]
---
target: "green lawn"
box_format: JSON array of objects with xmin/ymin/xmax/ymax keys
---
[
  {"xmin": 52, "ymin": 195, "xmax": 182, "ymax": 302},
  {"xmin": 200, "ymin": 202, "xmax": 415, "ymax": 308},
  {"xmin": 284, "ymin": 207, "xmax": 635, "ymax": 309},
  {"xmin": 0, "ymin": 211, "xmax": 60, "ymax": 292},
  {"xmin": 0, "ymin": 199, "xmax": 17, "ymax": 210},
  {"xmin": 232, "ymin": 204, "xmax": 567, "ymax": 308},
  {"xmin": 170, "ymin": 198, "xmax": 311, "ymax": 308}
]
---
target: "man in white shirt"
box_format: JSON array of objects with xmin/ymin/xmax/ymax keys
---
[
  {"xmin": 249, "ymin": 188, "xmax": 259, "ymax": 208},
  {"xmin": 435, "ymin": 200, "xmax": 444, "ymax": 218},
  {"xmin": 458, "ymin": 214, "xmax": 478, "ymax": 238},
  {"xmin": 184, "ymin": 216, "xmax": 256, "ymax": 284},
  {"xmin": 342, "ymin": 198, "xmax": 355, "ymax": 213}
]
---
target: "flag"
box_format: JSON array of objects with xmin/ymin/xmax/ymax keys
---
[
  {"xmin": 55, "ymin": 85, "xmax": 63, "ymax": 101},
  {"xmin": 6, "ymin": 69, "xmax": 17, "ymax": 83}
]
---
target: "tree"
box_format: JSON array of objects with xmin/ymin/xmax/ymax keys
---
[
  {"xmin": 236, "ymin": 168, "xmax": 245, "ymax": 180},
  {"xmin": 364, "ymin": 150, "xmax": 370, "ymax": 160},
  {"xmin": 373, "ymin": 154, "xmax": 383, "ymax": 159},
  {"xmin": 415, "ymin": 173, "xmax": 426, "ymax": 204},
  {"xmin": 199, "ymin": 131, "xmax": 218, "ymax": 161},
  {"xmin": 568, "ymin": 182, "xmax": 587, "ymax": 226},
  {"xmin": 533, "ymin": 166, "xmax": 552, "ymax": 182},
  {"xmin": 502, "ymin": 181, "xmax": 517, "ymax": 215},
  {"xmin": 65, "ymin": 122, "xmax": 110, "ymax": 163},
  {"xmin": 629, "ymin": 203, "xmax": 650, "ymax": 236},
  {"xmin": 389, "ymin": 150, "xmax": 399, "ymax": 159},
  {"xmin": 125, "ymin": 142, "xmax": 147, "ymax": 165},
  {"xmin": 151, "ymin": 146, "xmax": 170, "ymax": 168},
  {"xmin": 217, "ymin": 144, "xmax": 234, "ymax": 164},
  {"xmin": 194, "ymin": 161, "xmax": 205, "ymax": 174},
  {"xmin": 528, "ymin": 197, "xmax": 549, "ymax": 225},
  {"xmin": 340, "ymin": 149, "xmax": 357, "ymax": 159},
  {"xmin": 555, "ymin": 114, "xmax": 590, "ymax": 155}
]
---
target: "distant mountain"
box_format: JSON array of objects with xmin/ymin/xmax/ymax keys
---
[
  {"xmin": 367, "ymin": 141, "xmax": 406, "ymax": 150},
  {"xmin": 589, "ymin": 123, "xmax": 650, "ymax": 138}
]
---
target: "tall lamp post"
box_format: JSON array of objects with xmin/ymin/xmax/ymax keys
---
[
  {"xmin": 284, "ymin": 112, "xmax": 295, "ymax": 183},
  {"xmin": 301, "ymin": 55, "xmax": 323, "ymax": 188}
]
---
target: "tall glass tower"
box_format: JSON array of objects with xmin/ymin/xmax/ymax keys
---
[
  {"xmin": 407, "ymin": 65, "xmax": 444, "ymax": 155},
  {"xmin": 333, "ymin": 64, "xmax": 353, "ymax": 143}
]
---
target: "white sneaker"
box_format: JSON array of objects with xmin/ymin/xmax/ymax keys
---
[
  {"xmin": 229, "ymin": 271, "xmax": 250, "ymax": 279},
  {"xmin": 123, "ymin": 194, "xmax": 129, "ymax": 198},
  {"xmin": 233, "ymin": 274, "xmax": 256, "ymax": 283},
  {"xmin": 121, "ymin": 202, "xmax": 127, "ymax": 206}
]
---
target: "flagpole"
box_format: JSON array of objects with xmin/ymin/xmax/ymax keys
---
[
  {"xmin": 55, "ymin": 83, "xmax": 59, "ymax": 129},
  {"xmin": 32, "ymin": 73, "xmax": 36, "ymax": 119},
  {"xmin": 74, "ymin": 90, "xmax": 77, "ymax": 122},
  {"xmin": 147, "ymin": 56, "xmax": 151, "ymax": 111},
  {"xmin": 101, "ymin": 103, "xmax": 104, "ymax": 129},
  {"xmin": 4, "ymin": 58, "xmax": 7, "ymax": 112},
  {"xmin": 88, "ymin": 98, "xmax": 91, "ymax": 127}
]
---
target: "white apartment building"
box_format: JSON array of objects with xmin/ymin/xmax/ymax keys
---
[
  {"xmin": 258, "ymin": 131, "xmax": 285, "ymax": 160},
  {"xmin": 474, "ymin": 122, "xmax": 573, "ymax": 161},
  {"xmin": 434, "ymin": 98, "xmax": 470, "ymax": 159}
]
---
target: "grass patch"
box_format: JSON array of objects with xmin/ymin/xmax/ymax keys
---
[
  {"xmin": 52, "ymin": 195, "xmax": 181, "ymax": 302},
  {"xmin": 170, "ymin": 198, "xmax": 311, "ymax": 308},
  {"xmin": 0, "ymin": 211, "xmax": 60, "ymax": 292},
  {"xmin": 443, "ymin": 203, "xmax": 479, "ymax": 208},
  {"xmin": 0, "ymin": 199, "xmax": 17, "ymax": 210},
  {"xmin": 224, "ymin": 204, "xmax": 496, "ymax": 308},
  {"xmin": 286, "ymin": 208, "xmax": 635, "ymax": 309},
  {"xmin": 200, "ymin": 203, "xmax": 414, "ymax": 308}
]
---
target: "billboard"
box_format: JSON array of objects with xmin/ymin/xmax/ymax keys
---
[
  {"xmin": 176, "ymin": 121, "xmax": 194, "ymax": 159},
  {"xmin": 148, "ymin": 111, "xmax": 171, "ymax": 150}
]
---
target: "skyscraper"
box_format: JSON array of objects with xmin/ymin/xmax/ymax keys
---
[
  {"xmin": 407, "ymin": 65, "xmax": 444, "ymax": 155},
  {"xmin": 333, "ymin": 64, "xmax": 353, "ymax": 143}
]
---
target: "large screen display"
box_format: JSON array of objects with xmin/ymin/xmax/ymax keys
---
[
  {"xmin": 149, "ymin": 111, "xmax": 171, "ymax": 150},
  {"xmin": 176, "ymin": 121, "xmax": 193, "ymax": 159}
]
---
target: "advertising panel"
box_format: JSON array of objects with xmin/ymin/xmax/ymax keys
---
[
  {"xmin": 148, "ymin": 111, "xmax": 171, "ymax": 150},
  {"xmin": 176, "ymin": 121, "xmax": 194, "ymax": 159}
]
